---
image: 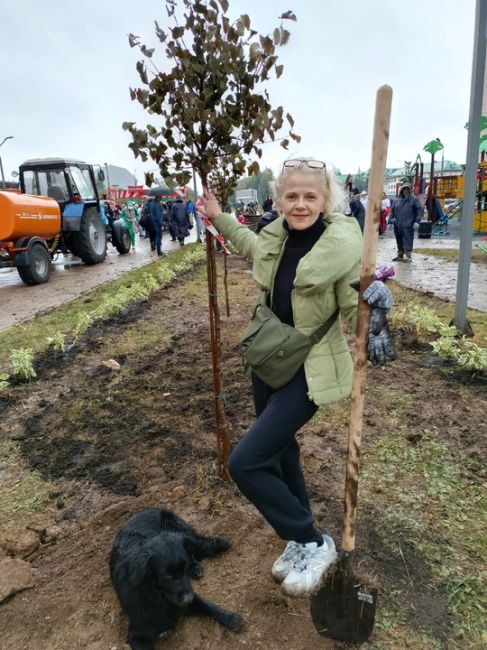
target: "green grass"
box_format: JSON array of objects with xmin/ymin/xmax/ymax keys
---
[
  {"xmin": 390, "ymin": 283, "xmax": 487, "ymax": 347},
  {"xmin": 0, "ymin": 442, "xmax": 54, "ymax": 531},
  {"xmin": 0, "ymin": 245, "xmax": 205, "ymax": 371},
  {"xmin": 361, "ymin": 426, "xmax": 487, "ymax": 647},
  {"xmin": 419, "ymin": 247, "xmax": 487, "ymax": 266}
]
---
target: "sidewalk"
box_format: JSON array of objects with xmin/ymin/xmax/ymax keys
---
[{"xmin": 376, "ymin": 226, "xmax": 487, "ymax": 312}]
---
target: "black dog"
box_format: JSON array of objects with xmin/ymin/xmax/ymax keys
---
[{"xmin": 109, "ymin": 507, "xmax": 243, "ymax": 650}]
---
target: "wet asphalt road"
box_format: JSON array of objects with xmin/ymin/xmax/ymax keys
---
[
  {"xmin": 0, "ymin": 229, "xmax": 199, "ymax": 332},
  {"xmin": 0, "ymin": 220, "xmax": 485, "ymax": 333},
  {"xmin": 377, "ymin": 220, "xmax": 486, "ymax": 312}
]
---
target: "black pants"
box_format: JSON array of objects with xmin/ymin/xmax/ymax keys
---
[{"xmin": 228, "ymin": 367, "xmax": 322, "ymax": 544}]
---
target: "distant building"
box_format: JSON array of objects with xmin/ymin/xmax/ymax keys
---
[
  {"xmin": 384, "ymin": 160, "xmax": 464, "ymax": 196},
  {"xmin": 104, "ymin": 164, "xmax": 137, "ymax": 188}
]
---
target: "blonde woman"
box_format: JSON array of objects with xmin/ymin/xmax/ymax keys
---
[{"xmin": 199, "ymin": 159, "xmax": 395, "ymax": 597}]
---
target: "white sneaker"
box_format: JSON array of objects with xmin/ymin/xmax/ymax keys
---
[
  {"xmin": 281, "ymin": 534, "xmax": 337, "ymax": 597},
  {"xmin": 271, "ymin": 541, "xmax": 300, "ymax": 582}
]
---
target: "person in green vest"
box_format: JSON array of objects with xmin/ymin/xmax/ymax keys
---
[{"xmin": 120, "ymin": 202, "xmax": 139, "ymax": 249}]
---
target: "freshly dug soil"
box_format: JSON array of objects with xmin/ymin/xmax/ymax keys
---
[{"xmin": 0, "ymin": 254, "xmax": 485, "ymax": 650}]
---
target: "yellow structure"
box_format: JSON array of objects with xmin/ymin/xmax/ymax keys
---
[{"xmin": 434, "ymin": 166, "xmax": 487, "ymax": 232}]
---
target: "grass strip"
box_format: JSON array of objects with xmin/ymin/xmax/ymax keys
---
[{"xmin": 0, "ymin": 245, "xmax": 205, "ymax": 371}]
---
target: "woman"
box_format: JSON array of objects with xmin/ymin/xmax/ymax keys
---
[
  {"xmin": 262, "ymin": 193, "xmax": 274, "ymax": 212},
  {"xmin": 199, "ymin": 159, "xmax": 395, "ymax": 597}
]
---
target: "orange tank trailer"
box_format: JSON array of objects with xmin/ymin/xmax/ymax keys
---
[{"xmin": 0, "ymin": 191, "xmax": 61, "ymax": 242}]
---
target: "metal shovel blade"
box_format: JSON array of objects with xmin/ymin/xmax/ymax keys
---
[{"xmin": 310, "ymin": 565, "xmax": 377, "ymax": 644}]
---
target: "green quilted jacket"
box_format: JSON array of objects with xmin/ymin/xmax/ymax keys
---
[{"xmin": 213, "ymin": 212, "xmax": 363, "ymax": 406}]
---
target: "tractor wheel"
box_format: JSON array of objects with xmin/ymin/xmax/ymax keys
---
[
  {"xmin": 115, "ymin": 226, "xmax": 131, "ymax": 254},
  {"xmin": 63, "ymin": 233, "xmax": 81, "ymax": 257},
  {"xmin": 72, "ymin": 207, "xmax": 107, "ymax": 265},
  {"xmin": 17, "ymin": 243, "xmax": 51, "ymax": 285}
]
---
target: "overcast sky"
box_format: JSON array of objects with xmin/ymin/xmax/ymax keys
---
[{"xmin": 0, "ymin": 0, "xmax": 477, "ymax": 185}]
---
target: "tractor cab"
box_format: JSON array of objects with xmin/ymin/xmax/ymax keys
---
[{"xmin": 19, "ymin": 158, "xmax": 99, "ymax": 209}]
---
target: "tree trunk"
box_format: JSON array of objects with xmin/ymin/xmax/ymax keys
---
[
  {"xmin": 202, "ymin": 179, "xmax": 230, "ymax": 479},
  {"xmin": 223, "ymin": 252, "xmax": 230, "ymax": 317}
]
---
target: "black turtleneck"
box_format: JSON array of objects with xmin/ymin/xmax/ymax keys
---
[{"xmin": 272, "ymin": 216, "xmax": 325, "ymax": 326}]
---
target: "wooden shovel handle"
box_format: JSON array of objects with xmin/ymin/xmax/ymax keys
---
[{"xmin": 341, "ymin": 85, "xmax": 393, "ymax": 553}]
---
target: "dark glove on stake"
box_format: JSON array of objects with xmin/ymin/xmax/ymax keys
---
[
  {"xmin": 368, "ymin": 313, "xmax": 397, "ymax": 365},
  {"xmin": 351, "ymin": 280, "xmax": 397, "ymax": 365}
]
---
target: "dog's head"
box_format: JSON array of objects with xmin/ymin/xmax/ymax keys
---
[{"xmin": 130, "ymin": 532, "xmax": 195, "ymax": 606}]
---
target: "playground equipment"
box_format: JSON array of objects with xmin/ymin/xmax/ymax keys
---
[{"xmin": 427, "ymin": 163, "xmax": 487, "ymax": 233}]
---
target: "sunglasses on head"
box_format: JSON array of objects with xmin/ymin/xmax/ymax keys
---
[{"xmin": 283, "ymin": 159, "xmax": 326, "ymax": 171}]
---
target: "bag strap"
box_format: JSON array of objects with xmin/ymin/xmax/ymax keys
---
[
  {"xmin": 260, "ymin": 289, "xmax": 339, "ymax": 344},
  {"xmin": 308, "ymin": 307, "xmax": 340, "ymax": 345}
]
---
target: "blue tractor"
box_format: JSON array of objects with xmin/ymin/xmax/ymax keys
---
[{"xmin": 19, "ymin": 158, "xmax": 131, "ymax": 266}]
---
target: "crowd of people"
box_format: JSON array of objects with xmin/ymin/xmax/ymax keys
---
[
  {"xmin": 100, "ymin": 178, "xmax": 426, "ymax": 264},
  {"xmin": 101, "ymin": 196, "xmax": 198, "ymax": 255}
]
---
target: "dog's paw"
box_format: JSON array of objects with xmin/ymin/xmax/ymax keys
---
[
  {"xmin": 189, "ymin": 561, "xmax": 204, "ymax": 579},
  {"xmin": 209, "ymin": 536, "xmax": 230, "ymax": 554},
  {"xmin": 222, "ymin": 611, "xmax": 244, "ymax": 631}
]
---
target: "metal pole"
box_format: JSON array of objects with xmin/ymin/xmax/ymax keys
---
[
  {"xmin": 104, "ymin": 163, "xmax": 111, "ymax": 193},
  {"xmin": 0, "ymin": 135, "xmax": 14, "ymax": 189},
  {"xmin": 453, "ymin": 0, "xmax": 487, "ymax": 332},
  {"xmin": 0, "ymin": 156, "xmax": 5, "ymax": 189}
]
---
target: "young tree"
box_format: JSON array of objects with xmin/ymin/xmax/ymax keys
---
[
  {"xmin": 423, "ymin": 138, "xmax": 444, "ymax": 218},
  {"xmin": 208, "ymin": 159, "xmax": 242, "ymax": 317},
  {"xmin": 124, "ymin": 0, "xmax": 299, "ymax": 477}
]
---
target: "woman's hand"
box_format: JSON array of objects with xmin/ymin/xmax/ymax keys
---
[{"xmin": 198, "ymin": 190, "xmax": 222, "ymax": 221}]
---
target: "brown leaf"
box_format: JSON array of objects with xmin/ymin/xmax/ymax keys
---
[
  {"xmin": 247, "ymin": 160, "xmax": 260, "ymax": 175},
  {"xmin": 286, "ymin": 112, "xmax": 294, "ymax": 127},
  {"xmin": 141, "ymin": 45, "xmax": 155, "ymax": 58},
  {"xmin": 279, "ymin": 11, "xmax": 297, "ymax": 21},
  {"xmin": 171, "ymin": 26, "xmax": 185, "ymax": 39},
  {"xmin": 136, "ymin": 61, "xmax": 148, "ymax": 85},
  {"xmin": 275, "ymin": 64, "xmax": 283, "ymax": 78},
  {"xmin": 128, "ymin": 33, "xmax": 140, "ymax": 48}
]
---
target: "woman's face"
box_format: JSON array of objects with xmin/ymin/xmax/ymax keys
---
[{"xmin": 278, "ymin": 172, "xmax": 326, "ymax": 230}]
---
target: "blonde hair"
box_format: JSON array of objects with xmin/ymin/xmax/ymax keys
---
[{"xmin": 274, "ymin": 159, "xmax": 346, "ymax": 215}]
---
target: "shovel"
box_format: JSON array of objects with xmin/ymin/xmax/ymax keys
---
[{"xmin": 310, "ymin": 84, "xmax": 393, "ymax": 644}]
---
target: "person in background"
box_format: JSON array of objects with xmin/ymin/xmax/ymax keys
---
[
  {"xmin": 141, "ymin": 198, "xmax": 156, "ymax": 250},
  {"xmin": 169, "ymin": 198, "xmax": 192, "ymax": 247},
  {"xmin": 349, "ymin": 187, "xmax": 365, "ymax": 232},
  {"xmin": 379, "ymin": 191, "xmax": 391, "ymax": 236},
  {"xmin": 262, "ymin": 193, "xmax": 274, "ymax": 212},
  {"xmin": 198, "ymin": 158, "xmax": 395, "ymax": 598},
  {"xmin": 120, "ymin": 202, "xmax": 139, "ymax": 249},
  {"xmin": 150, "ymin": 196, "xmax": 165, "ymax": 256},
  {"xmin": 360, "ymin": 190, "xmax": 368, "ymax": 211},
  {"xmin": 390, "ymin": 183, "xmax": 422, "ymax": 262},
  {"xmin": 104, "ymin": 201, "xmax": 115, "ymax": 229},
  {"xmin": 256, "ymin": 208, "xmax": 279, "ymax": 234}
]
